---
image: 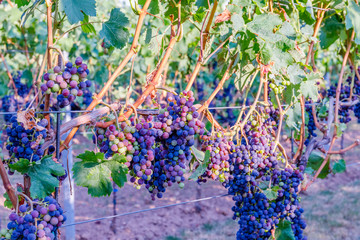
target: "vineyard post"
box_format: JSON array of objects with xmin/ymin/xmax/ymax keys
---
[{"xmin": 61, "ymin": 109, "xmax": 75, "ymax": 240}]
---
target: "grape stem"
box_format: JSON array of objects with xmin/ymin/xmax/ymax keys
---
[
  {"xmin": 197, "ymin": 57, "xmax": 235, "ymax": 113},
  {"xmin": 185, "ymin": 0, "xmax": 218, "ymax": 91},
  {"xmin": 239, "ymin": 71, "xmax": 265, "ymax": 130},
  {"xmin": 59, "ymin": 0, "xmax": 153, "ymax": 152},
  {"xmin": 0, "ymin": 159, "xmax": 17, "ymax": 207}
]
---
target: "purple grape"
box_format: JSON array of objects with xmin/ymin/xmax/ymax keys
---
[{"xmin": 75, "ymin": 57, "xmax": 83, "ymax": 65}]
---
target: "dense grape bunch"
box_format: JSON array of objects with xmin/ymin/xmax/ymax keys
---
[
  {"xmin": 2, "ymin": 196, "xmax": 66, "ymax": 240},
  {"xmin": 12, "ymin": 71, "xmax": 30, "ymax": 98},
  {"xmin": 129, "ymin": 116, "xmax": 157, "ymax": 188},
  {"xmin": 226, "ymin": 109, "xmax": 306, "ymax": 239},
  {"xmin": 1, "ymin": 95, "xmax": 18, "ymax": 123},
  {"xmin": 40, "ymin": 57, "xmax": 92, "ymax": 108},
  {"xmin": 305, "ymin": 103, "xmax": 316, "ymax": 146},
  {"xmin": 327, "ymin": 84, "xmax": 353, "ymax": 123},
  {"xmin": 146, "ymin": 91, "xmax": 205, "ymax": 200},
  {"xmin": 94, "ymin": 122, "xmax": 136, "ymax": 160},
  {"xmin": 197, "ymin": 132, "xmax": 230, "ymax": 184},
  {"xmin": 271, "ymin": 168, "xmax": 307, "ymax": 240},
  {"xmin": 5, "ymin": 115, "xmax": 52, "ymax": 169}
]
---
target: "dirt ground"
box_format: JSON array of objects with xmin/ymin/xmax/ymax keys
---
[{"xmin": 0, "ymin": 122, "xmax": 359, "ymax": 240}]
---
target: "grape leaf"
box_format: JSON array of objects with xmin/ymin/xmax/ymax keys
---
[
  {"xmin": 73, "ymin": 151, "xmax": 128, "ymax": 197},
  {"xmin": 10, "ymin": 156, "xmax": 65, "ymax": 199},
  {"xmin": 60, "ymin": 0, "xmax": 96, "ymax": 24},
  {"xmin": 335, "ymin": 122, "xmax": 347, "ymax": 137},
  {"xmin": 287, "ymin": 64, "xmax": 305, "ymax": 84},
  {"xmin": 195, "ymin": 0, "xmax": 213, "ymax": 7},
  {"xmin": 194, "ymin": 6, "xmax": 206, "ymax": 22},
  {"xmin": 15, "ymin": 0, "xmax": 31, "ymax": 8},
  {"xmin": 247, "ymin": 14, "xmax": 283, "ymax": 42},
  {"xmin": 232, "ymin": 13, "xmax": 245, "ymax": 32},
  {"xmin": 345, "ymin": 0, "xmax": 360, "ymax": 44},
  {"xmin": 263, "ymin": 189, "xmax": 277, "ymax": 201},
  {"xmin": 307, "ymin": 152, "xmax": 330, "ymax": 179},
  {"xmin": 275, "ymin": 219, "xmax": 295, "ymax": 240},
  {"xmin": 189, "ymin": 150, "xmax": 210, "ymax": 180},
  {"xmin": 99, "ymin": 8, "xmax": 129, "ymax": 49},
  {"xmin": 332, "ymin": 159, "xmax": 346, "ymax": 174},
  {"xmin": 319, "ymin": 16, "xmax": 345, "ymax": 49},
  {"xmin": 165, "ymin": 0, "xmax": 196, "ymax": 23},
  {"xmin": 139, "ymin": 0, "xmax": 160, "ymax": 15},
  {"xmin": 81, "ymin": 13, "xmax": 96, "ymax": 34},
  {"xmin": 299, "ymin": 72, "xmax": 321, "ymax": 101},
  {"xmin": 3, "ymin": 186, "xmax": 22, "ymax": 209}
]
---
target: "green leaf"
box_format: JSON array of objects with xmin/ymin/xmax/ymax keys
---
[
  {"xmin": 11, "ymin": 156, "xmax": 65, "ymax": 199},
  {"xmin": 165, "ymin": 0, "xmax": 196, "ymax": 23},
  {"xmin": 335, "ymin": 122, "xmax": 347, "ymax": 137},
  {"xmin": 15, "ymin": 0, "xmax": 31, "ymax": 7},
  {"xmin": 3, "ymin": 187, "xmax": 22, "ymax": 209},
  {"xmin": 346, "ymin": 0, "xmax": 360, "ymax": 44},
  {"xmin": 299, "ymin": 72, "xmax": 321, "ymax": 101},
  {"xmin": 232, "ymin": 13, "xmax": 245, "ymax": 32},
  {"xmin": 73, "ymin": 151, "xmax": 128, "ymax": 197},
  {"xmin": 194, "ymin": 6, "xmax": 206, "ymax": 22},
  {"xmin": 139, "ymin": 0, "xmax": 160, "ymax": 15},
  {"xmin": 189, "ymin": 150, "xmax": 211, "ymax": 180},
  {"xmin": 99, "ymin": 8, "xmax": 129, "ymax": 49},
  {"xmin": 287, "ymin": 64, "xmax": 305, "ymax": 84},
  {"xmin": 258, "ymin": 181, "xmax": 270, "ymax": 190},
  {"xmin": 275, "ymin": 220, "xmax": 295, "ymax": 240},
  {"xmin": 319, "ymin": 16, "xmax": 345, "ymax": 49},
  {"xmin": 332, "ymin": 159, "xmax": 346, "ymax": 174},
  {"xmin": 81, "ymin": 13, "xmax": 96, "ymax": 34},
  {"xmin": 264, "ymin": 189, "xmax": 277, "ymax": 201},
  {"xmin": 195, "ymin": 0, "xmax": 213, "ymax": 7},
  {"xmin": 191, "ymin": 147, "xmax": 205, "ymax": 161},
  {"xmin": 307, "ymin": 152, "xmax": 330, "ymax": 179},
  {"xmin": 60, "ymin": 0, "xmax": 96, "ymax": 24},
  {"xmin": 247, "ymin": 14, "xmax": 283, "ymax": 42},
  {"xmin": 9, "ymin": 158, "xmax": 31, "ymax": 173}
]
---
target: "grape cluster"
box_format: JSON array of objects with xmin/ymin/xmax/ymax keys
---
[
  {"xmin": 1, "ymin": 95, "xmax": 17, "ymax": 123},
  {"xmin": 83, "ymin": 89, "xmax": 93, "ymax": 106},
  {"xmin": 226, "ymin": 109, "xmax": 306, "ymax": 239},
  {"xmin": 12, "ymin": 71, "xmax": 30, "ymax": 98},
  {"xmin": 129, "ymin": 116, "xmax": 157, "ymax": 187},
  {"xmin": 272, "ymin": 168, "xmax": 307, "ymax": 240},
  {"xmin": 3, "ymin": 196, "xmax": 66, "ymax": 240},
  {"xmin": 197, "ymin": 132, "xmax": 230, "ymax": 183},
  {"xmin": 145, "ymin": 91, "xmax": 205, "ymax": 199},
  {"xmin": 305, "ymin": 103, "xmax": 316, "ymax": 146},
  {"xmin": 94, "ymin": 122, "xmax": 136, "ymax": 160},
  {"xmin": 327, "ymin": 85, "xmax": 353, "ymax": 123},
  {"xmin": 40, "ymin": 57, "xmax": 92, "ymax": 108},
  {"xmin": 5, "ymin": 115, "xmax": 51, "ymax": 167}
]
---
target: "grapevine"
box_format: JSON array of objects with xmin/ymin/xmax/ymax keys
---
[{"xmin": 0, "ymin": 0, "xmax": 360, "ymax": 239}]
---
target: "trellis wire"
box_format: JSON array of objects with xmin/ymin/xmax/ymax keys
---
[
  {"xmin": 0, "ymin": 103, "xmax": 322, "ymax": 115},
  {"xmin": 60, "ymin": 193, "xmax": 229, "ymax": 228}
]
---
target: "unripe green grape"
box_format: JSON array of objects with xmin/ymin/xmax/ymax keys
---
[
  {"xmin": 49, "ymin": 73, "xmax": 56, "ymax": 81},
  {"xmin": 52, "ymin": 84, "xmax": 60, "ymax": 92}
]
